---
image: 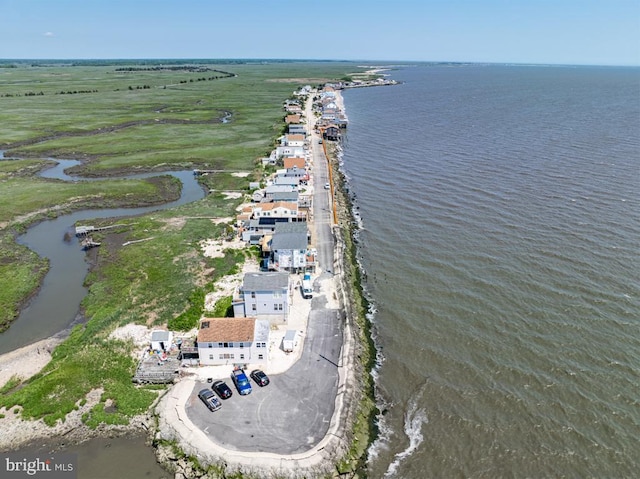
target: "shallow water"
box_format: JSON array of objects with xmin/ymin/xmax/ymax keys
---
[
  {"xmin": 0, "ymin": 160, "xmax": 204, "ymax": 355},
  {"xmin": 19, "ymin": 434, "xmax": 170, "ymax": 479}
]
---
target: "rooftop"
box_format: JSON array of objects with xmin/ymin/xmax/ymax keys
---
[
  {"xmin": 198, "ymin": 317, "xmax": 255, "ymax": 343},
  {"xmin": 242, "ymin": 271, "xmax": 290, "ymax": 291}
]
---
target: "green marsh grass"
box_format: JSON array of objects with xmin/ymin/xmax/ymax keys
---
[{"xmin": 0, "ymin": 61, "xmax": 366, "ymax": 436}]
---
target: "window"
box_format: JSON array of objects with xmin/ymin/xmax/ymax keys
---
[
  {"xmin": 273, "ymin": 291, "xmax": 282, "ymax": 298},
  {"xmin": 239, "ymin": 342, "xmax": 244, "ymax": 349},
  {"xmin": 219, "ymin": 353, "xmax": 234, "ymax": 360},
  {"xmin": 218, "ymin": 342, "xmax": 223, "ymax": 348},
  {"xmin": 251, "ymin": 291, "xmax": 256, "ymax": 299},
  {"xmin": 209, "ymin": 354, "xmax": 213, "ymax": 360},
  {"xmin": 240, "ymin": 354, "xmax": 245, "ymax": 360},
  {"xmin": 258, "ymin": 354, "xmax": 264, "ymax": 360},
  {"xmin": 201, "ymin": 321, "xmax": 210, "ymax": 329},
  {"xmin": 252, "ymin": 304, "xmax": 257, "ymax": 311},
  {"xmin": 223, "ymin": 342, "xmax": 229, "ymax": 348}
]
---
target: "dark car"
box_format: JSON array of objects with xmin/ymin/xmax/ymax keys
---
[
  {"xmin": 250, "ymin": 369, "xmax": 270, "ymax": 387},
  {"xmin": 198, "ymin": 388, "xmax": 222, "ymax": 412},
  {"xmin": 211, "ymin": 380, "xmax": 233, "ymax": 400},
  {"xmin": 231, "ymin": 369, "xmax": 252, "ymax": 395}
]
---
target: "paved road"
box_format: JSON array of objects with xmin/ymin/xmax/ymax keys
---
[{"xmin": 185, "ymin": 95, "xmax": 344, "ymax": 454}]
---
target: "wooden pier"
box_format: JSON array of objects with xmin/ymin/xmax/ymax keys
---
[{"xmin": 75, "ymin": 223, "xmax": 127, "ymax": 237}]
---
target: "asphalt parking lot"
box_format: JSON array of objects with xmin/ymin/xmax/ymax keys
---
[{"xmin": 185, "ymin": 292, "xmax": 342, "ymax": 455}]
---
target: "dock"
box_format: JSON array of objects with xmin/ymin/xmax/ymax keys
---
[
  {"xmin": 75, "ymin": 223, "xmax": 127, "ymax": 237},
  {"xmin": 132, "ymin": 350, "xmax": 180, "ymax": 384}
]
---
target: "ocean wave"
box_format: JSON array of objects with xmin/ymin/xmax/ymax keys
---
[{"xmin": 383, "ymin": 395, "xmax": 429, "ymax": 478}]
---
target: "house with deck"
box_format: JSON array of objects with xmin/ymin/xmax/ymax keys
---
[{"xmin": 268, "ymin": 222, "xmax": 311, "ymax": 273}]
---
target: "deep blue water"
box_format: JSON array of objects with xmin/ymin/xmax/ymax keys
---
[{"xmin": 340, "ymin": 64, "xmax": 640, "ymax": 478}]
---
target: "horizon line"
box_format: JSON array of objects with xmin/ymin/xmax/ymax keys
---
[{"xmin": 0, "ymin": 58, "xmax": 638, "ymax": 68}]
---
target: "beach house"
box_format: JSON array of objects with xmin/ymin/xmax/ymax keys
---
[
  {"xmin": 233, "ymin": 272, "xmax": 290, "ymax": 322},
  {"xmin": 196, "ymin": 317, "xmax": 270, "ymax": 366}
]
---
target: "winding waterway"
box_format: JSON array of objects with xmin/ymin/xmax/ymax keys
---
[{"xmin": 0, "ymin": 157, "xmax": 205, "ymax": 355}]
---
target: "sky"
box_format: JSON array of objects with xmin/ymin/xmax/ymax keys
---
[{"xmin": 1, "ymin": 0, "xmax": 639, "ymax": 66}]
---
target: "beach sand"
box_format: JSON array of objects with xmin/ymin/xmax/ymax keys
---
[{"xmin": 0, "ymin": 336, "xmax": 63, "ymax": 389}]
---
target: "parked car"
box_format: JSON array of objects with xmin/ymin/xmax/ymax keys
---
[
  {"xmin": 198, "ymin": 389, "xmax": 222, "ymax": 412},
  {"xmin": 250, "ymin": 369, "xmax": 270, "ymax": 387},
  {"xmin": 324, "ymin": 182, "xmax": 330, "ymax": 190},
  {"xmin": 231, "ymin": 369, "xmax": 252, "ymax": 395},
  {"xmin": 301, "ymin": 273, "xmax": 313, "ymax": 299},
  {"xmin": 211, "ymin": 380, "xmax": 233, "ymax": 400}
]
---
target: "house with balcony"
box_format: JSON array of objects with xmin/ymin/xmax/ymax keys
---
[
  {"xmin": 232, "ymin": 272, "xmax": 290, "ymax": 323},
  {"xmin": 238, "ymin": 201, "xmax": 302, "ymax": 243},
  {"xmin": 196, "ymin": 317, "xmax": 270, "ymax": 366},
  {"xmin": 268, "ymin": 222, "xmax": 310, "ymax": 273}
]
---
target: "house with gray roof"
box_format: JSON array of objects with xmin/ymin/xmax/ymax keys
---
[
  {"xmin": 232, "ymin": 272, "xmax": 291, "ymax": 323},
  {"xmin": 269, "ymin": 222, "xmax": 310, "ymax": 273}
]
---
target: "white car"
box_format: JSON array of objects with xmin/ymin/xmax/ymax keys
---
[{"xmin": 324, "ymin": 182, "xmax": 330, "ymax": 190}]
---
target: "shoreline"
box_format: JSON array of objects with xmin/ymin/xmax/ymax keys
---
[{"xmin": 0, "ymin": 85, "xmax": 379, "ymax": 478}]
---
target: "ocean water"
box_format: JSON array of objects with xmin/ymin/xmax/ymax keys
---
[{"xmin": 339, "ymin": 64, "xmax": 640, "ymax": 478}]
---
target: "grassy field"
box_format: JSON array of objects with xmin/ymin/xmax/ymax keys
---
[{"xmin": 0, "ymin": 61, "xmax": 362, "ymax": 432}]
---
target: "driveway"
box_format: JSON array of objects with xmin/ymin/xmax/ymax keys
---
[{"xmin": 185, "ymin": 297, "xmax": 341, "ymax": 454}]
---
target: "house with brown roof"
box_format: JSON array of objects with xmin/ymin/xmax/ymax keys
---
[
  {"xmin": 283, "ymin": 157, "xmax": 306, "ymax": 170},
  {"xmin": 285, "ymin": 114, "xmax": 301, "ymax": 124},
  {"xmin": 283, "ymin": 134, "xmax": 305, "ymax": 147},
  {"xmin": 196, "ymin": 317, "xmax": 270, "ymax": 366}
]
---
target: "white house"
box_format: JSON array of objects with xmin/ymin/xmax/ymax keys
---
[
  {"xmin": 275, "ymin": 145, "xmax": 305, "ymax": 158},
  {"xmin": 233, "ymin": 272, "xmax": 290, "ymax": 322},
  {"xmin": 197, "ymin": 317, "xmax": 270, "ymax": 366},
  {"xmin": 283, "ymin": 134, "xmax": 305, "ymax": 147},
  {"xmin": 252, "ymin": 201, "xmax": 299, "ymax": 221}
]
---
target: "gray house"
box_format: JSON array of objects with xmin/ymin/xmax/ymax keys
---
[
  {"xmin": 233, "ymin": 272, "xmax": 290, "ymax": 322},
  {"xmin": 265, "ymin": 185, "xmax": 299, "ymax": 203},
  {"xmin": 270, "ymin": 222, "xmax": 310, "ymax": 273},
  {"xmin": 288, "ymin": 123, "xmax": 306, "ymax": 135}
]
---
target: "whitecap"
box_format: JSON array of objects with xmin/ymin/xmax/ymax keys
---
[{"xmin": 383, "ymin": 397, "xmax": 429, "ymax": 478}]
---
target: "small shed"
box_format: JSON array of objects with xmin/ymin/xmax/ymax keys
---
[{"xmin": 150, "ymin": 330, "xmax": 173, "ymax": 352}]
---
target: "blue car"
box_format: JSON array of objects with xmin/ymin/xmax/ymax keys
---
[{"xmin": 231, "ymin": 369, "xmax": 252, "ymax": 395}]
